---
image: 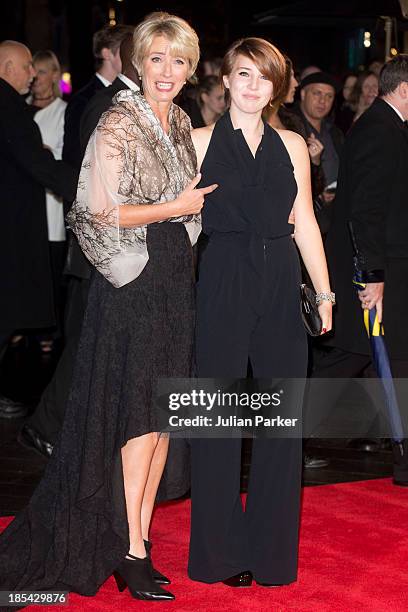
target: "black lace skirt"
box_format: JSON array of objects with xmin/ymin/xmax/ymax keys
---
[{"xmin": 0, "ymin": 222, "xmax": 194, "ymax": 595}]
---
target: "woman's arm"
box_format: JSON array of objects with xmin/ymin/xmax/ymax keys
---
[
  {"xmin": 191, "ymin": 125, "xmax": 214, "ymax": 171},
  {"xmin": 117, "ymin": 125, "xmax": 217, "ymax": 229},
  {"xmin": 278, "ymin": 129, "xmax": 333, "ymax": 332},
  {"xmin": 117, "ymin": 123, "xmax": 217, "ymax": 228},
  {"xmin": 118, "ymin": 174, "xmax": 217, "ymax": 228}
]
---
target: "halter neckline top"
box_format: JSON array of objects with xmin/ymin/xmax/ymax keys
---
[{"xmin": 200, "ymin": 111, "xmax": 298, "ymax": 240}]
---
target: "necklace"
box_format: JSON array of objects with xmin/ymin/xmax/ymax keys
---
[{"xmin": 33, "ymin": 94, "xmax": 55, "ymax": 101}]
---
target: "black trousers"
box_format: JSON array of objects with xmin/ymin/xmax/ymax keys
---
[
  {"xmin": 48, "ymin": 240, "xmax": 68, "ymax": 339},
  {"xmin": 26, "ymin": 276, "xmax": 90, "ymax": 444},
  {"xmin": 189, "ymin": 236, "xmax": 307, "ymax": 584}
]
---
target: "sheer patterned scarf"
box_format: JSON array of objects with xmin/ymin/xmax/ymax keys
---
[{"xmin": 67, "ymin": 89, "xmax": 201, "ymax": 287}]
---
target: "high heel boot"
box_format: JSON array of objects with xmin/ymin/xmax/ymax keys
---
[
  {"xmin": 144, "ymin": 539, "xmax": 171, "ymax": 584},
  {"xmin": 113, "ymin": 554, "xmax": 175, "ymax": 600}
]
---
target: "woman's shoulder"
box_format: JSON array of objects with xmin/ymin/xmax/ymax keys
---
[
  {"xmin": 191, "ymin": 125, "xmax": 215, "ymax": 170},
  {"xmin": 191, "ymin": 124, "xmax": 214, "ymax": 150},
  {"xmin": 53, "ymin": 97, "xmax": 67, "ymax": 119},
  {"xmin": 268, "ymin": 126, "xmax": 309, "ymax": 170},
  {"xmin": 54, "ymin": 97, "xmax": 67, "ymax": 110},
  {"xmin": 98, "ymin": 91, "xmax": 142, "ymax": 129},
  {"xmin": 192, "ymin": 123, "xmax": 215, "ymax": 142},
  {"xmin": 273, "ymin": 127, "xmax": 307, "ymax": 154},
  {"xmin": 171, "ymin": 102, "xmax": 195, "ymax": 132}
]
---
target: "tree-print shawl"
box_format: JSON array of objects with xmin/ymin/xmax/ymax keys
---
[{"xmin": 67, "ymin": 89, "xmax": 201, "ymax": 288}]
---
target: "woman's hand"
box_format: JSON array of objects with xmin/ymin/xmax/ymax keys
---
[
  {"xmin": 318, "ymin": 301, "xmax": 333, "ymax": 334},
  {"xmin": 306, "ymin": 133, "xmax": 324, "ymax": 166},
  {"xmin": 169, "ymin": 173, "xmax": 218, "ymax": 217}
]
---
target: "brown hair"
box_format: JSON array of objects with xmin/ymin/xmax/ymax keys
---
[
  {"xmin": 220, "ymin": 37, "xmax": 287, "ymax": 106},
  {"xmin": 93, "ymin": 24, "xmax": 134, "ymax": 69},
  {"xmin": 348, "ymin": 70, "xmax": 378, "ymax": 111},
  {"xmin": 196, "ymin": 75, "xmax": 222, "ymax": 108},
  {"xmin": 263, "ymin": 56, "xmax": 293, "ymax": 123}
]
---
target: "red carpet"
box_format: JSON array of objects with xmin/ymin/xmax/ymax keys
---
[{"xmin": 1, "ymin": 478, "xmax": 408, "ymax": 611}]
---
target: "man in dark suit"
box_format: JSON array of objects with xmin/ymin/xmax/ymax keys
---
[
  {"xmin": 0, "ymin": 41, "xmax": 77, "ymax": 418},
  {"xmin": 310, "ymin": 55, "xmax": 408, "ymax": 485},
  {"xmin": 79, "ymin": 32, "xmax": 139, "ymax": 149},
  {"xmin": 20, "ymin": 32, "xmax": 138, "ymax": 455},
  {"xmin": 62, "ymin": 24, "xmax": 133, "ymax": 172}
]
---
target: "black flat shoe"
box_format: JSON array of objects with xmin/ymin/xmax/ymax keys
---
[
  {"xmin": 256, "ymin": 582, "xmax": 283, "ymax": 587},
  {"xmin": 222, "ymin": 571, "xmax": 253, "ymax": 587},
  {"xmin": 114, "ymin": 554, "xmax": 175, "ymax": 601},
  {"xmin": 0, "ymin": 395, "xmax": 30, "ymax": 419},
  {"xmin": 144, "ymin": 539, "xmax": 171, "ymax": 584},
  {"xmin": 303, "ymin": 454, "xmax": 329, "ymax": 469}
]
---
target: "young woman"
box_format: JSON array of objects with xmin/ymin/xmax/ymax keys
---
[
  {"xmin": 194, "ymin": 75, "xmax": 226, "ymax": 126},
  {"xmin": 349, "ymin": 71, "xmax": 379, "ymax": 123},
  {"xmin": 188, "ymin": 37, "xmax": 333, "ymax": 587}
]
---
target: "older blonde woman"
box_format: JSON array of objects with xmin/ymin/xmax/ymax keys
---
[
  {"xmin": 0, "ymin": 12, "xmax": 215, "ymax": 602},
  {"xmin": 28, "ymin": 50, "xmax": 67, "ymax": 350}
]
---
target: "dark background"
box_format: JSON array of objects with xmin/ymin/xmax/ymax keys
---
[{"xmin": 1, "ymin": 0, "xmax": 408, "ymax": 91}]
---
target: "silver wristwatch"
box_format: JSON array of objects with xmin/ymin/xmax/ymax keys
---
[{"xmin": 315, "ymin": 291, "xmax": 336, "ymax": 306}]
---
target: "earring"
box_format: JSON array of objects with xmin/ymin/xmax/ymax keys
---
[{"xmin": 139, "ymin": 75, "xmax": 144, "ymax": 95}]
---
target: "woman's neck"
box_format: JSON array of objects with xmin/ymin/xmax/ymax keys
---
[
  {"xmin": 265, "ymin": 107, "xmax": 285, "ymax": 130},
  {"xmin": 357, "ymin": 98, "xmax": 370, "ymax": 114},
  {"xmin": 32, "ymin": 92, "xmax": 55, "ymax": 109},
  {"xmin": 201, "ymin": 105, "xmax": 219, "ymax": 127},
  {"xmin": 144, "ymin": 96, "xmax": 172, "ymax": 134},
  {"xmin": 229, "ymin": 105, "xmax": 264, "ymax": 137}
]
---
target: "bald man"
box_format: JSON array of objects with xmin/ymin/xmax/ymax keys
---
[
  {"xmin": 0, "ymin": 40, "xmax": 35, "ymax": 94},
  {"xmin": 0, "ymin": 40, "xmax": 77, "ymax": 418}
]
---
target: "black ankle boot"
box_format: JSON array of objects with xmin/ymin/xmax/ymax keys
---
[
  {"xmin": 113, "ymin": 555, "xmax": 175, "ymax": 600},
  {"xmin": 222, "ymin": 571, "xmax": 253, "ymax": 587},
  {"xmin": 144, "ymin": 539, "xmax": 171, "ymax": 584}
]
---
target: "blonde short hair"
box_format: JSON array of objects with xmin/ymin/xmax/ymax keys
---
[
  {"xmin": 133, "ymin": 12, "xmax": 199, "ymax": 80},
  {"xmin": 33, "ymin": 50, "xmax": 62, "ymax": 98}
]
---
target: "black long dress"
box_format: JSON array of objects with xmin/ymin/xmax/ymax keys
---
[
  {"xmin": 0, "ymin": 92, "xmax": 199, "ymax": 595},
  {"xmin": 188, "ymin": 112, "xmax": 307, "ymax": 584},
  {"xmin": 0, "ymin": 222, "xmax": 194, "ymax": 594}
]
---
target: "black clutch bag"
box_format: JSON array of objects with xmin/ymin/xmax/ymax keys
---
[{"xmin": 300, "ymin": 284, "xmax": 322, "ymax": 336}]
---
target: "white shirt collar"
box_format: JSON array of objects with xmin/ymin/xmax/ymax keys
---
[
  {"xmin": 118, "ymin": 73, "xmax": 140, "ymax": 92},
  {"xmin": 95, "ymin": 72, "xmax": 111, "ymax": 87},
  {"xmin": 384, "ymin": 99, "xmax": 405, "ymax": 122}
]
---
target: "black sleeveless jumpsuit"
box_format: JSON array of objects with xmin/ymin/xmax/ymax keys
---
[{"xmin": 188, "ymin": 112, "xmax": 308, "ymax": 584}]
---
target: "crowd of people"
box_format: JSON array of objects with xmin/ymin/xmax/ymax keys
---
[{"xmin": 0, "ymin": 9, "xmax": 407, "ymax": 603}]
